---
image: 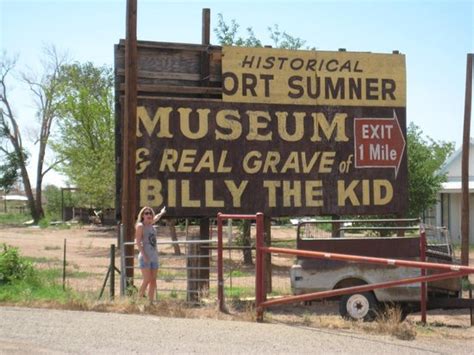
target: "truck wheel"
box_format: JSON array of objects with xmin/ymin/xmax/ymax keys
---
[{"xmin": 339, "ymin": 292, "xmax": 378, "ymax": 321}]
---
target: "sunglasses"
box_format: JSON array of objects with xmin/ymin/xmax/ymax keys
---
[{"xmin": 143, "ymin": 211, "xmax": 153, "ymax": 216}]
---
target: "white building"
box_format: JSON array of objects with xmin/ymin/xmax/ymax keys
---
[{"xmin": 433, "ymin": 141, "xmax": 474, "ymax": 244}]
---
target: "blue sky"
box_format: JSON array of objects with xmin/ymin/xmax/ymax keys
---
[{"xmin": 1, "ymin": 0, "xmax": 473, "ymax": 186}]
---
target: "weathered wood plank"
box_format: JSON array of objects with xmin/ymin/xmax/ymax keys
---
[
  {"xmin": 119, "ymin": 83, "xmax": 222, "ymax": 95},
  {"xmin": 116, "ymin": 69, "xmax": 221, "ymax": 82}
]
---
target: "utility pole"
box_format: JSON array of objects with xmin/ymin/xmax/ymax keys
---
[
  {"xmin": 122, "ymin": 0, "xmax": 138, "ymax": 283},
  {"xmin": 461, "ymin": 53, "xmax": 473, "ymax": 266}
]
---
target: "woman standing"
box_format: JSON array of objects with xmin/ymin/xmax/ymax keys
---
[{"xmin": 135, "ymin": 206, "xmax": 166, "ymax": 302}]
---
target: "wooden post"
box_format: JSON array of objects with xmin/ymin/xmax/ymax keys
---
[
  {"xmin": 186, "ymin": 9, "xmax": 212, "ymax": 303},
  {"xmin": 200, "ymin": 8, "xmax": 210, "ymax": 89},
  {"xmin": 461, "ymin": 53, "xmax": 473, "ymax": 266},
  {"xmin": 199, "ymin": 218, "xmax": 210, "ymax": 292},
  {"xmin": 331, "ymin": 215, "xmax": 340, "ymax": 238},
  {"xmin": 193, "ymin": 8, "xmax": 212, "ymax": 301},
  {"xmin": 122, "ymin": 0, "xmax": 138, "ymax": 284},
  {"xmin": 264, "ymin": 216, "xmax": 272, "ymax": 294}
]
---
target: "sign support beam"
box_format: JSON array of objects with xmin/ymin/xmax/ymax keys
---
[
  {"xmin": 462, "ymin": 53, "xmax": 473, "ymax": 266},
  {"xmin": 122, "ymin": 0, "xmax": 138, "ymax": 283}
]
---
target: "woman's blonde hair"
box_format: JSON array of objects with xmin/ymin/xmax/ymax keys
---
[{"xmin": 136, "ymin": 206, "xmax": 155, "ymax": 225}]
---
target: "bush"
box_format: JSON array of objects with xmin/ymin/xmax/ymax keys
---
[
  {"xmin": 0, "ymin": 244, "xmax": 36, "ymax": 285},
  {"xmin": 38, "ymin": 217, "xmax": 50, "ymax": 229}
]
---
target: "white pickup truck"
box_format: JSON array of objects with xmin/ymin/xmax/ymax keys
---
[{"xmin": 290, "ymin": 222, "xmax": 463, "ymax": 321}]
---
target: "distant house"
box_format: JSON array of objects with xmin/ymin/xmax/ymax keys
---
[{"xmin": 432, "ymin": 141, "xmax": 474, "ymax": 244}]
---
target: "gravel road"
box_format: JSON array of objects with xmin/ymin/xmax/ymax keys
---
[{"xmin": 0, "ymin": 306, "xmax": 473, "ymax": 354}]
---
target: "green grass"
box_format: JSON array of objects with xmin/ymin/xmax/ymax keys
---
[
  {"xmin": 40, "ymin": 268, "xmax": 93, "ymax": 279},
  {"xmin": 0, "ymin": 268, "xmax": 77, "ymax": 303},
  {"xmin": 227, "ymin": 269, "xmax": 253, "ymax": 277},
  {"xmin": 0, "ymin": 212, "xmax": 31, "ymax": 225},
  {"xmin": 453, "ymin": 244, "xmax": 474, "ymax": 252},
  {"xmin": 25, "ymin": 256, "xmax": 59, "ymax": 264},
  {"xmin": 224, "ymin": 285, "xmax": 254, "ymax": 299},
  {"xmin": 271, "ymin": 239, "xmax": 297, "ymax": 248}
]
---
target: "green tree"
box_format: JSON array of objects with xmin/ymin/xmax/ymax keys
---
[
  {"xmin": 0, "ymin": 150, "xmax": 21, "ymax": 193},
  {"xmin": 407, "ymin": 123, "xmax": 455, "ymax": 218},
  {"xmin": 0, "ymin": 48, "xmax": 67, "ymax": 223},
  {"xmin": 52, "ymin": 62, "xmax": 115, "ymax": 208},
  {"xmin": 0, "ymin": 149, "xmax": 22, "ymax": 212},
  {"xmin": 214, "ymin": 14, "xmax": 306, "ymax": 49}
]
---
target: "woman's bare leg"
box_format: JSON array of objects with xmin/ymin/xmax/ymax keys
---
[
  {"xmin": 148, "ymin": 269, "xmax": 158, "ymax": 302},
  {"xmin": 139, "ymin": 268, "xmax": 151, "ymax": 298}
]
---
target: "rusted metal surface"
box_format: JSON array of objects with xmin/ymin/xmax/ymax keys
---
[
  {"xmin": 267, "ymin": 246, "xmax": 474, "ymax": 273},
  {"xmin": 263, "ymin": 271, "xmax": 469, "ymax": 309},
  {"xmin": 297, "ymin": 237, "xmax": 420, "ymax": 258},
  {"xmin": 291, "ymin": 263, "xmax": 421, "ymax": 302}
]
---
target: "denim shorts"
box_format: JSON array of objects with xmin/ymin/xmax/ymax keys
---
[{"xmin": 138, "ymin": 255, "xmax": 159, "ymax": 270}]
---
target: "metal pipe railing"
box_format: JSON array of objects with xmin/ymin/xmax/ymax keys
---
[
  {"xmin": 255, "ymin": 226, "xmax": 474, "ymax": 322},
  {"xmin": 119, "ymin": 236, "xmax": 218, "ymax": 301}
]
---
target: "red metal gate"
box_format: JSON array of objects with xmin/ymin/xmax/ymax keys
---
[
  {"xmin": 215, "ymin": 216, "xmax": 473, "ymax": 323},
  {"xmin": 255, "ymin": 226, "xmax": 474, "ymax": 322},
  {"xmin": 216, "ymin": 212, "xmax": 264, "ymax": 312}
]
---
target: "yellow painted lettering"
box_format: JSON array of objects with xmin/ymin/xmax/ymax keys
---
[
  {"xmin": 136, "ymin": 106, "xmax": 173, "ymax": 138},
  {"xmin": 181, "ymin": 180, "xmax": 200, "ymax": 207},
  {"xmin": 374, "ymin": 179, "xmax": 393, "ymax": 205},
  {"xmin": 305, "ymin": 180, "xmax": 323, "ymax": 207},
  {"xmin": 263, "ymin": 181, "xmax": 281, "ymax": 207},
  {"xmin": 246, "ymin": 111, "xmax": 272, "ymax": 141},
  {"xmin": 243, "ymin": 151, "xmax": 262, "ymax": 174},
  {"xmin": 177, "ymin": 149, "xmax": 197, "ymax": 172},
  {"xmin": 178, "ymin": 108, "xmax": 209, "ymax": 140},
  {"xmin": 311, "ymin": 113, "xmax": 349, "ymax": 142},
  {"xmin": 276, "ymin": 111, "xmax": 305, "ymax": 142},
  {"xmin": 338, "ymin": 180, "xmax": 360, "ymax": 206},
  {"xmin": 205, "ymin": 180, "xmax": 224, "ymax": 207},
  {"xmin": 140, "ymin": 179, "xmax": 163, "ymax": 206},
  {"xmin": 224, "ymin": 180, "xmax": 248, "ymax": 207},
  {"xmin": 215, "ymin": 109, "xmax": 242, "ymax": 140},
  {"xmin": 283, "ymin": 181, "xmax": 301, "ymax": 207},
  {"xmin": 136, "ymin": 148, "xmax": 150, "ymax": 174},
  {"xmin": 159, "ymin": 149, "xmax": 178, "ymax": 172}
]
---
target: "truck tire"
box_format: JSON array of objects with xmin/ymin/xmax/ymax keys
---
[{"xmin": 339, "ymin": 292, "xmax": 378, "ymax": 321}]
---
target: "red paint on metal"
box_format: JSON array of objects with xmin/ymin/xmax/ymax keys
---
[
  {"xmin": 256, "ymin": 212, "xmax": 264, "ymax": 322},
  {"xmin": 217, "ymin": 214, "xmax": 224, "ymax": 312},
  {"xmin": 260, "ymin": 271, "xmax": 469, "ymax": 308},
  {"xmin": 263, "ymin": 247, "xmax": 474, "ymax": 273},
  {"xmin": 255, "ymin": 232, "xmax": 474, "ymax": 320},
  {"xmin": 217, "ymin": 212, "xmax": 265, "ymax": 318},
  {"xmin": 420, "ymin": 229, "xmax": 427, "ymax": 324},
  {"xmin": 218, "ymin": 214, "xmax": 259, "ymax": 220}
]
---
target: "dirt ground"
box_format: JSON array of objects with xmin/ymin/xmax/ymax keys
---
[{"xmin": 0, "ymin": 223, "xmax": 473, "ymax": 339}]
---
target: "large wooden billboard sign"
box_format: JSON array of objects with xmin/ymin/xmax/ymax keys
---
[{"xmin": 117, "ymin": 43, "xmax": 407, "ymax": 217}]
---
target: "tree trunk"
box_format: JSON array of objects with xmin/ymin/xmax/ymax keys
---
[
  {"xmin": 167, "ymin": 219, "xmax": 181, "ymax": 256},
  {"xmin": 16, "ymin": 150, "xmax": 41, "ymax": 222},
  {"xmin": 241, "ymin": 220, "xmax": 253, "ymax": 265}
]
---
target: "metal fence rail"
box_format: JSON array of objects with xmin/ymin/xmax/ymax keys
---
[{"xmin": 119, "ymin": 225, "xmax": 218, "ymax": 301}]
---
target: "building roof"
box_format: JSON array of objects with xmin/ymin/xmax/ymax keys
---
[
  {"xmin": 1, "ymin": 195, "xmax": 28, "ymax": 201},
  {"xmin": 439, "ymin": 139, "xmax": 474, "ymax": 175}
]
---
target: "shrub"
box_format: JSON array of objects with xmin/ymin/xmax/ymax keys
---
[{"xmin": 0, "ymin": 244, "xmax": 36, "ymax": 285}]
